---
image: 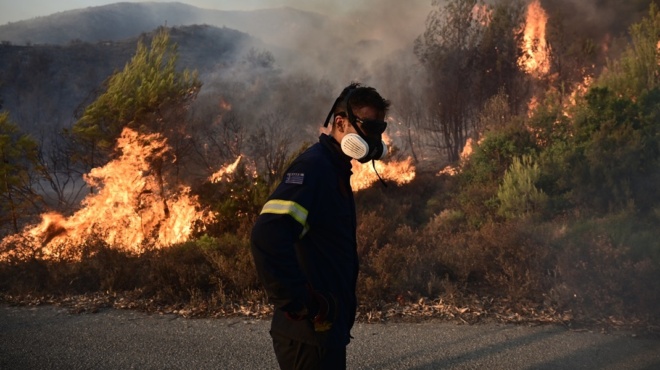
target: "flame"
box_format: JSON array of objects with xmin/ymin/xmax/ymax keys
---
[
  {"xmin": 347, "ymin": 132, "xmax": 416, "ymax": 190},
  {"xmin": 210, "ymin": 156, "xmax": 242, "ymax": 183},
  {"xmin": 438, "ymin": 137, "xmax": 479, "ymax": 176},
  {"xmin": 460, "ymin": 138, "xmax": 475, "ymax": 159},
  {"xmin": 567, "ymin": 74, "xmax": 593, "ymax": 109},
  {"xmin": 519, "ymin": 0, "xmax": 550, "ymax": 76},
  {"xmin": 351, "ymin": 157, "xmax": 416, "ymax": 191},
  {"xmin": 1, "ymin": 128, "xmax": 213, "ymax": 261}
]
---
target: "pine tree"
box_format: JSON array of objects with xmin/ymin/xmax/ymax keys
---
[
  {"xmin": 71, "ymin": 27, "xmax": 201, "ymax": 171},
  {"xmin": 0, "ymin": 112, "xmax": 40, "ymax": 234}
]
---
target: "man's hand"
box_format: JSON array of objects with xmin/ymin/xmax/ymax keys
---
[
  {"xmin": 283, "ymin": 289, "xmax": 336, "ymax": 332},
  {"xmin": 310, "ymin": 290, "xmax": 335, "ymax": 332}
]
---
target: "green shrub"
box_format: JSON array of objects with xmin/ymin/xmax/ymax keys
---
[
  {"xmin": 454, "ymin": 123, "xmax": 539, "ymax": 227},
  {"xmin": 497, "ymin": 154, "xmax": 548, "ymax": 219},
  {"xmin": 564, "ymin": 87, "xmax": 660, "ymax": 213}
]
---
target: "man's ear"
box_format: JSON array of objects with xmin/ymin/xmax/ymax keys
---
[{"xmin": 334, "ymin": 116, "xmax": 345, "ymax": 132}]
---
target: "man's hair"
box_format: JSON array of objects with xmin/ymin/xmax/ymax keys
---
[{"xmin": 333, "ymin": 82, "xmax": 391, "ymax": 117}]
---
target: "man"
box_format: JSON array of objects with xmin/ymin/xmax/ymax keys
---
[{"xmin": 250, "ymin": 82, "xmax": 390, "ymax": 369}]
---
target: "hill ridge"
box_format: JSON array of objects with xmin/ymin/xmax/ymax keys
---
[{"xmin": 0, "ymin": 2, "xmax": 328, "ymax": 46}]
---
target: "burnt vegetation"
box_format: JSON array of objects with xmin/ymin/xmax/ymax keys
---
[{"xmin": 0, "ymin": 1, "xmax": 659, "ymax": 332}]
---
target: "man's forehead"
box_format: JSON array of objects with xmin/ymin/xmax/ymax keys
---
[{"xmin": 353, "ymin": 106, "xmax": 382, "ymax": 120}]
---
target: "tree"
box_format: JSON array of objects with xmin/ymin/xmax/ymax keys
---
[
  {"xmin": 34, "ymin": 128, "xmax": 88, "ymax": 213},
  {"xmin": 415, "ymin": 0, "xmax": 485, "ymax": 162},
  {"xmin": 71, "ymin": 27, "xmax": 201, "ymax": 172},
  {"xmin": 553, "ymin": 4, "xmax": 660, "ymax": 214},
  {"xmin": 372, "ymin": 51, "xmax": 432, "ymax": 164},
  {"xmin": 598, "ymin": 3, "xmax": 660, "ymax": 98},
  {"xmin": 497, "ymin": 154, "xmax": 548, "ymax": 219},
  {"xmin": 414, "ymin": 0, "xmax": 539, "ymax": 163},
  {"xmin": 0, "ymin": 112, "xmax": 41, "ymax": 234},
  {"xmin": 248, "ymin": 111, "xmax": 295, "ymax": 186},
  {"xmin": 565, "ymin": 86, "xmax": 660, "ymax": 213},
  {"xmin": 474, "ymin": 0, "xmax": 528, "ymax": 117},
  {"xmin": 415, "ymin": 0, "xmax": 528, "ymax": 162},
  {"xmin": 190, "ymin": 103, "xmax": 246, "ymax": 177}
]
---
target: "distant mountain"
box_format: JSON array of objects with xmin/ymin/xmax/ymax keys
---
[
  {"xmin": 0, "ymin": 2, "xmax": 352, "ymax": 85},
  {"xmin": 0, "ymin": 2, "xmax": 330, "ymax": 47}
]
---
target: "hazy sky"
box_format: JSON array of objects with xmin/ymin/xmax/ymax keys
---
[{"xmin": 0, "ymin": 0, "xmax": 375, "ymax": 25}]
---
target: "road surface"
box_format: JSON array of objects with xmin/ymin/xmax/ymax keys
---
[{"xmin": 1, "ymin": 305, "xmax": 659, "ymax": 369}]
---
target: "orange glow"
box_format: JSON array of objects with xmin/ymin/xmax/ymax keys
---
[
  {"xmin": 519, "ymin": 0, "xmax": 550, "ymax": 76},
  {"xmin": 568, "ymin": 75, "xmax": 593, "ymax": 106},
  {"xmin": 438, "ymin": 137, "xmax": 479, "ymax": 176},
  {"xmin": 351, "ymin": 157, "xmax": 416, "ymax": 191},
  {"xmin": 219, "ymin": 97, "xmax": 232, "ymax": 111},
  {"xmin": 527, "ymin": 96, "xmax": 539, "ymax": 117},
  {"xmin": 210, "ymin": 156, "xmax": 242, "ymax": 183},
  {"xmin": 563, "ymin": 74, "xmax": 593, "ymax": 118},
  {"xmin": 461, "ymin": 138, "xmax": 475, "ymax": 159},
  {"xmin": 350, "ymin": 132, "xmax": 416, "ymax": 190},
  {"xmin": 472, "ymin": 4, "xmax": 492, "ymax": 26},
  {"xmin": 1, "ymin": 128, "xmax": 213, "ymax": 261}
]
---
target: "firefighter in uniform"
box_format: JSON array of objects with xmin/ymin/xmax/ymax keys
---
[{"xmin": 250, "ymin": 83, "xmax": 391, "ymax": 369}]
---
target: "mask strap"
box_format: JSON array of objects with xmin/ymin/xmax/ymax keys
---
[
  {"xmin": 323, "ymin": 97, "xmax": 342, "ymax": 127},
  {"xmin": 325, "ymin": 91, "xmax": 371, "ymax": 143},
  {"xmin": 344, "ymin": 99, "xmax": 370, "ymax": 138},
  {"xmin": 325, "ymin": 87, "xmax": 371, "ymax": 136},
  {"xmin": 372, "ymin": 160, "xmax": 388, "ymax": 188}
]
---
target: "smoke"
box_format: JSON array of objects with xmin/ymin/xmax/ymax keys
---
[
  {"xmin": 189, "ymin": 0, "xmax": 436, "ymax": 164},
  {"xmin": 539, "ymin": 0, "xmax": 654, "ymax": 41},
  {"xmin": 235, "ymin": 0, "xmax": 433, "ymax": 88}
]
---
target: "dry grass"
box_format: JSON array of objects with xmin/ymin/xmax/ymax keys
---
[{"xmin": 1, "ymin": 175, "xmax": 659, "ymax": 334}]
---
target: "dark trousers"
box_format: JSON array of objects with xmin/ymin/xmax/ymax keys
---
[{"xmin": 271, "ymin": 332, "xmax": 347, "ymax": 370}]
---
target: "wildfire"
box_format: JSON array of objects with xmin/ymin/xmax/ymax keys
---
[
  {"xmin": 351, "ymin": 157, "xmax": 416, "ymax": 191},
  {"xmin": 210, "ymin": 155, "xmax": 242, "ymax": 183},
  {"xmin": 350, "ymin": 132, "xmax": 416, "ymax": 190},
  {"xmin": 566, "ymin": 74, "xmax": 593, "ymax": 110},
  {"xmin": 519, "ymin": 0, "xmax": 550, "ymax": 76},
  {"xmin": 1, "ymin": 128, "xmax": 213, "ymax": 261},
  {"xmin": 438, "ymin": 137, "xmax": 479, "ymax": 176}
]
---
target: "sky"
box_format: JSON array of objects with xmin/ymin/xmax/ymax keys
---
[{"xmin": 0, "ymin": 0, "xmax": 371, "ymax": 25}]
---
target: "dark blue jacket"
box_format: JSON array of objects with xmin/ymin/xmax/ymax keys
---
[{"xmin": 250, "ymin": 134, "xmax": 358, "ymax": 347}]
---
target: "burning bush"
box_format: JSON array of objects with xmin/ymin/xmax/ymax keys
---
[{"xmin": 0, "ymin": 128, "xmax": 214, "ymax": 261}]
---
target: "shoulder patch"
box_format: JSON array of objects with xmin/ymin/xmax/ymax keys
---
[{"xmin": 285, "ymin": 172, "xmax": 305, "ymax": 185}]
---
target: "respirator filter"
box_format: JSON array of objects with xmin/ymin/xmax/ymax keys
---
[{"xmin": 341, "ymin": 133, "xmax": 388, "ymax": 162}]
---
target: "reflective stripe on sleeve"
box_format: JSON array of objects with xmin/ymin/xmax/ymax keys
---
[{"xmin": 260, "ymin": 199, "xmax": 309, "ymax": 231}]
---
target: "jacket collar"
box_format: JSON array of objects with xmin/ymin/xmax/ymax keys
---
[{"xmin": 319, "ymin": 134, "xmax": 352, "ymax": 174}]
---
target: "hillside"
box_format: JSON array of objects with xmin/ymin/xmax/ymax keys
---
[
  {"xmin": 0, "ymin": 25, "xmax": 255, "ymax": 136},
  {"xmin": 0, "ymin": 2, "xmax": 329, "ymax": 48},
  {"xmin": 0, "ymin": 2, "xmax": 376, "ymax": 137}
]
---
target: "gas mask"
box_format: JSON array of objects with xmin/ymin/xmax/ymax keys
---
[{"xmin": 323, "ymin": 89, "xmax": 388, "ymax": 163}]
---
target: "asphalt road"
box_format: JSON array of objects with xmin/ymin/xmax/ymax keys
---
[{"xmin": 1, "ymin": 305, "xmax": 659, "ymax": 369}]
